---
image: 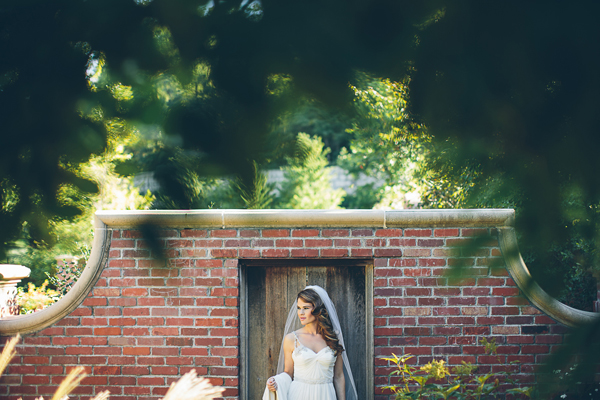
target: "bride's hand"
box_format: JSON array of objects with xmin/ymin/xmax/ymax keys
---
[{"xmin": 267, "ymin": 376, "xmax": 278, "ymax": 392}]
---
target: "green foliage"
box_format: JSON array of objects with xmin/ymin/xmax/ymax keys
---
[
  {"xmin": 383, "ymin": 339, "xmax": 532, "ymax": 400},
  {"xmin": 275, "ymin": 133, "xmax": 345, "ymax": 209},
  {"xmin": 45, "ymin": 258, "xmax": 84, "ymax": 297},
  {"xmin": 232, "ymin": 161, "xmax": 274, "ymax": 210},
  {"xmin": 339, "ymin": 73, "xmax": 429, "ymax": 209},
  {"xmin": 15, "ymin": 281, "xmax": 61, "ymax": 315}
]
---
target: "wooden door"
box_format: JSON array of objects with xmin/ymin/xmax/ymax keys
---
[{"xmin": 240, "ymin": 259, "xmax": 373, "ymax": 400}]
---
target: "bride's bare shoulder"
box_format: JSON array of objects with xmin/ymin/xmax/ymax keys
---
[{"xmin": 282, "ymin": 332, "xmax": 296, "ymax": 351}]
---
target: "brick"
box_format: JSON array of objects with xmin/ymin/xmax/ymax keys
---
[
  {"xmin": 124, "ymin": 347, "xmax": 151, "ymax": 355},
  {"xmin": 389, "ymin": 238, "xmax": 417, "ymax": 246},
  {"xmin": 419, "ymin": 258, "xmax": 446, "ymax": 267},
  {"xmin": 477, "ymin": 297, "xmax": 504, "ymax": 306},
  {"xmin": 404, "ymin": 229, "xmax": 432, "ymax": 237},
  {"xmin": 390, "ymin": 298, "xmax": 417, "ymax": 306},
  {"xmin": 211, "ymin": 249, "xmax": 238, "ymax": 258},
  {"xmin": 491, "ymin": 307, "xmax": 519, "ymax": 315},
  {"xmin": 375, "ymin": 229, "xmax": 403, "ymax": 237},
  {"xmin": 448, "ymin": 297, "xmax": 476, "ymax": 306},
  {"xmin": 434, "ymin": 346, "xmax": 462, "ymax": 355},
  {"xmin": 350, "ymin": 249, "xmax": 373, "ymax": 258},
  {"xmin": 403, "ymin": 248, "xmax": 431, "ymax": 257},
  {"xmin": 461, "ymin": 307, "xmax": 488, "ymax": 315},
  {"xmin": 121, "ymin": 288, "xmax": 148, "ymax": 297},
  {"xmin": 403, "ymin": 346, "xmax": 433, "ymax": 355},
  {"xmin": 292, "ymin": 229, "xmax": 319, "ymax": 237},
  {"xmin": 262, "ymin": 249, "xmax": 290, "ymax": 257},
  {"xmin": 463, "ymin": 326, "xmax": 490, "ymax": 335},
  {"xmin": 477, "ymin": 278, "xmax": 506, "ymax": 286},
  {"xmin": 94, "ymin": 366, "xmax": 121, "ymax": 375},
  {"xmin": 334, "ymin": 239, "xmax": 362, "ymax": 246},
  {"xmin": 387, "ymin": 317, "xmax": 416, "ymax": 326},
  {"xmin": 321, "ymin": 229, "xmax": 349, "ymax": 237},
  {"xmin": 434, "ymin": 229, "xmax": 459, "ymax": 237},
  {"xmin": 111, "ymin": 239, "xmax": 135, "ymax": 248},
  {"xmin": 434, "ymin": 288, "xmax": 461, "ymax": 296},
  {"xmin": 123, "ymin": 366, "xmax": 150, "ymax": 375},
  {"xmin": 211, "ymin": 287, "xmax": 238, "ymax": 296},
  {"xmin": 492, "ymin": 326, "xmax": 519, "ymax": 334},
  {"xmin": 351, "ymin": 229, "xmax": 373, "ymax": 236},
  {"xmin": 291, "ymin": 249, "xmax": 319, "ymax": 257},
  {"xmin": 225, "ymin": 239, "xmax": 251, "ymax": 247},
  {"xmin": 389, "ymin": 278, "xmax": 417, "ymax": 286},
  {"xmin": 321, "ymin": 248, "xmax": 349, "ymax": 257},
  {"xmin": 275, "ymin": 239, "xmax": 303, "ymax": 247},
  {"xmin": 506, "ymin": 316, "xmax": 533, "ymax": 325},
  {"xmin": 522, "ymin": 325, "xmax": 549, "ymax": 334},
  {"xmin": 521, "ymin": 345, "xmax": 550, "ymax": 354},
  {"xmin": 418, "ymin": 298, "xmax": 444, "ymax": 306},
  {"xmin": 374, "ymin": 307, "xmax": 403, "ymax": 316},
  {"xmin": 418, "ymin": 239, "xmax": 444, "ymax": 247},
  {"xmin": 364, "ymin": 238, "xmax": 386, "ymax": 247},
  {"xmin": 210, "ymin": 229, "xmax": 237, "ymax": 238},
  {"xmin": 535, "ymin": 316, "xmax": 557, "ymax": 324},
  {"xmin": 239, "ymin": 249, "xmax": 260, "ymax": 258},
  {"xmin": 461, "ymin": 228, "xmax": 489, "ymax": 237},
  {"xmin": 433, "ymin": 307, "xmax": 460, "ymax": 316},
  {"xmin": 93, "ymin": 288, "xmax": 121, "ymax": 297},
  {"xmin": 404, "ymin": 307, "xmax": 431, "ymax": 316},
  {"xmin": 137, "ymin": 278, "xmax": 165, "ymax": 286},
  {"xmin": 374, "ymin": 248, "xmax": 402, "ymax": 257},
  {"xmin": 194, "ymin": 239, "xmax": 223, "ymax": 248},
  {"xmin": 181, "ymin": 229, "xmax": 208, "ymax": 238},
  {"xmin": 262, "ymin": 229, "xmax": 290, "ymax": 237},
  {"xmin": 374, "ymin": 268, "xmax": 403, "ymax": 277},
  {"xmin": 447, "ymin": 316, "xmax": 476, "ymax": 325}
]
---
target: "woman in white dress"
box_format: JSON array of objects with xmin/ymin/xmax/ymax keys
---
[{"xmin": 265, "ymin": 286, "xmax": 358, "ymax": 400}]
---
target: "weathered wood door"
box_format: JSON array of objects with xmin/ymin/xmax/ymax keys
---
[{"xmin": 240, "ymin": 259, "xmax": 373, "ymax": 400}]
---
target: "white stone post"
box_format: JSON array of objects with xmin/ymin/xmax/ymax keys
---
[{"xmin": 0, "ymin": 264, "xmax": 31, "ymax": 318}]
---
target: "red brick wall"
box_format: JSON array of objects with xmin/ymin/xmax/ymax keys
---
[{"xmin": 0, "ymin": 226, "xmax": 566, "ymax": 400}]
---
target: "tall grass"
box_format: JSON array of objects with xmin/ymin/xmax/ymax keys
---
[{"xmin": 0, "ymin": 336, "xmax": 224, "ymax": 400}]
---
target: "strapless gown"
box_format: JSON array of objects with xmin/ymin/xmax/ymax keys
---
[{"xmin": 288, "ymin": 340, "xmax": 337, "ymax": 400}]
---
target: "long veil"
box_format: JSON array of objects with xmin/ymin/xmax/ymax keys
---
[{"xmin": 275, "ymin": 285, "xmax": 358, "ymax": 400}]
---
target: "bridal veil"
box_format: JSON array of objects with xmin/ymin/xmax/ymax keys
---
[{"xmin": 275, "ymin": 285, "xmax": 358, "ymax": 400}]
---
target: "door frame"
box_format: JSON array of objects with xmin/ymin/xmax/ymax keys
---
[{"xmin": 239, "ymin": 258, "xmax": 374, "ymax": 400}]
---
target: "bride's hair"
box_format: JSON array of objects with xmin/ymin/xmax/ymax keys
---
[{"xmin": 297, "ymin": 288, "xmax": 344, "ymax": 356}]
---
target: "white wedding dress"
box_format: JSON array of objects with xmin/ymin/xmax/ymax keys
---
[{"xmin": 288, "ymin": 332, "xmax": 338, "ymax": 400}]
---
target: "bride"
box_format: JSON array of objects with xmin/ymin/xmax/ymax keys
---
[{"xmin": 263, "ymin": 285, "xmax": 358, "ymax": 400}]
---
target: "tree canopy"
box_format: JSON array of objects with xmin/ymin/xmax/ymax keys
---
[{"xmin": 2, "ymin": 0, "xmax": 600, "ymax": 389}]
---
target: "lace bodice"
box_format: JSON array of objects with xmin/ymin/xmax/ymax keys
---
[{"xmin": 291, "ymin": 332, "xmax": 336, "ymax": 385}]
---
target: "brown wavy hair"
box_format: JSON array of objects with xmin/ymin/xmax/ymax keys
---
[{"xmin": 297, "ymin": 288, "xmax": 344, "ymax": 356}]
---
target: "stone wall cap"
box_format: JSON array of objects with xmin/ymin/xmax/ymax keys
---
[
  {"xmin": 95, "ymin": 208, "xmax": 515, "ymax": 229},
  {"xmin": 0, "ymin": 264, "xmax": 31, "ymax": 281}
]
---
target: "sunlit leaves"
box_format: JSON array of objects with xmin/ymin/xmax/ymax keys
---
[{"xmin": 153, "ymin": 26, "xmax": 180, "ymax": 64}]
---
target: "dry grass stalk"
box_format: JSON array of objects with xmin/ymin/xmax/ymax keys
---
[
  {"xmin": 0, "ymin": 333, "xmax": 20, "ymax": 378},
  {"xmin": 161, "ymin": 369, "xmax": 225, "ymax": 400},
  {"xmin": 51, "ymin": 366, "xmax": 87, "ymax": 400},
  {"xmin": 90, "ymin": 390, "xmax": 110, "ymax": 400},
  {"xmin": 5, "ymin": 338, "xmax": 223, "ymax": 400}
]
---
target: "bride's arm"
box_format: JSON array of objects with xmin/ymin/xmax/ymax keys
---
[
  {"xmin": 333, "ymin": 355, "xmax": 345, "ymax": 400},
  {"xmin": 282, "ymin": 333, "xmax": 295, "ymax": 380},
  {"xmin": 267, "ymin": 334, "xmax": 295, "ymax": 391}
]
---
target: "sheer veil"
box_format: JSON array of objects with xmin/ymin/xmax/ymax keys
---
[{"xmin": 276, "ymin": 285, "xmax": 358, "ymax": 400}]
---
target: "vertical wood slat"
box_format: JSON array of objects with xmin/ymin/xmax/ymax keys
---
[{"xmin": 246, "ymin": 266, "xmax": 266, "ymax": 400}]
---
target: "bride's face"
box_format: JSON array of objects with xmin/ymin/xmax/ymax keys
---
[{"xmin": 297, "ymin": 298, "xmax": 316, "ymax": 325}]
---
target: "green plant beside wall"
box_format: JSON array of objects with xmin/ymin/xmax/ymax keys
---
[{"xmin": 382, "ymin": 338, "xmax": 533, "ymax": 400}]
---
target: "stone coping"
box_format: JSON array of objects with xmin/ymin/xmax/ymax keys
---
[
  {"xmin": 95, "ymin": 208, "xmax": 515, "ymax": 229},
  {"xmin": 1, "ymin": 208, "xmax": 596, "ymax": 336}
]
